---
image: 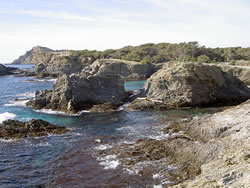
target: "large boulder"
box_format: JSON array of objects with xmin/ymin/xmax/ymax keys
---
[
  {"xmin": 0, "ymin": 119, "xmax": 68, "ymax": 139},
  {"xmin": 86, "ymin": 59, "xmax": 159, "ymax": 80},
  {"xmin": 27, "ymin": 68, "xmax": 129, "ymax": 113},
  {"xmin": 128, "ymin": 62, "xmax": 250, "ymax": 110}
]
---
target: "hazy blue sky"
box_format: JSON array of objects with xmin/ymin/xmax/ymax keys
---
[{"xmin": 1, "ymin": 0, "xmax": 250, "ymax": 63}]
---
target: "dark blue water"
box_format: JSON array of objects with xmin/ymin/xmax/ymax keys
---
[{"xmin": 0, "ymin": 66, "xmax": 219, "ymax": 187}]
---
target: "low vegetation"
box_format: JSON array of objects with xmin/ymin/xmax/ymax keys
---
[{"xmin": 70, "ymin": 41, "xmax": 250, "ymax": 64}]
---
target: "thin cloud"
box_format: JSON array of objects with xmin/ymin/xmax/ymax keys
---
[{"xmin": 18, "ymin": 10, "xmax": 96, "ymax": 22}]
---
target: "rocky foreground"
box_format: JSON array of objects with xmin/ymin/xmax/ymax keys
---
[
  {"xmin": 99, "ymin": 100, "xmax": 250, "ymax": 187},
  {"xmin": 128, "ymin": 62, "xmax": 250, "ymax": 110},
  {"xmin": 0, "ymin": 119, "xmax": 68, "ymax": 139}
]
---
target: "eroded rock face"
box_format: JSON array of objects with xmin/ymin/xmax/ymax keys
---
[
  {"xmin": 12, "ymin": 46, "xmax": 95, "ymax": 78},
  {"xmin": 219, "ymin": 65, "xmax": 250, "ymax": 85},
  {"xmin": 27, "ymin": 69, "xmax": 129, "ymax": 113},
  {"xmin": 104, "ymin": 100, "xmax": 250, "ymax": 187},
  {"xmin": 34, "ymin": 56, "xmax": 94, "ymax": 78},
  {"xmin": 0, "ymin": 119, "xmax": 68, "ymax": 139},
  {"xmin": 86, "ymin": 59, "xmax": 159, "ymax": 81},
  {"xmin": 128, "ymin": 62, "xmax": 250, "ymax": 110}
]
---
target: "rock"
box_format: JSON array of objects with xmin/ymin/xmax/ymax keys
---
[
  {"xmin": 12, "ymin": 46, "xmax": 63, "ymax": 65},
  {"xmin": 0, "ymin": 119, "xmax": 68, "ymax": 139},
  {"xmin": 128, "ymin": 62, "xmax": 250, "ymax": 110},
  {"xmin": 11, "ymin": 46, "xmax": 95, "ymax": 78},
  {"xmin": 109, "ymin": 100, "xmax": 250, "ymax": 186},
  {"xmin": 85, "ymin": 59, "xmax": 159, "ymax": 81},
  {"xmin": 219, "ymin": 65, "xmax": 250, "ymax": 85},
  {"xmin": 0, "ymin": 64, "xmax": 11, "ymax": 76},
  {"xmin": 27, "ymin": 67, "xmax": 129, "ymax": 113},
  {"xmin": 34, "ymin": 56, "xmax": 94, "ymax": 78},
  {"xmin": 0, "ymin": 64, "xmax": 20, "ymax": 76}
]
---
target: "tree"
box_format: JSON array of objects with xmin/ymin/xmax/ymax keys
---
[{"xmin": 197, "ymin": 55, "xmax": 210, "ymax": 63}]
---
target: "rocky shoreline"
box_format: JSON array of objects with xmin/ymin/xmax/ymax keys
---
[
  {"xmin": 5, "ymin": 46, "xmax": 250, "ymax": 186},
  {"xmin": 0, "ymin": 119, "xmax": 68, "ymax": 139},
  {"xmin": 94, "ymin": 100, "xmax": 250, "ymax": 187}
]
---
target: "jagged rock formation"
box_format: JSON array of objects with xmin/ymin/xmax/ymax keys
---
[
  {"xmin": 0, "ymin": 119, "xmax": 68, "ymax": 139},
  {"xmin": 12, "ymin": 46, "xmax": 68, "ymax": 65},
  {"xmin": 0, "ymin": 64, "xmax": 20, "ymax": 76},
  {"xmin": 27, "ymin": 65, "xmax": 129, "ymax": 113},
  {"xmin": 128, "ymin": 62, "xmax": 250, "ymax": 110},
  {"xmin": 86, "ymin": 59, "xmax": 159, "ymax": 80},
  {"xmin": 219, "ymin": 65, "xmax": 250, "ymax": 85},
  {"xmin": 106, "ymin": 100, "xmax": 250, "ymax": 187}
]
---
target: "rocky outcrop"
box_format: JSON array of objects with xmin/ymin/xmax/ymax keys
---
[
  {"xmin": 0, "ymin": 119, "xmax": 68, "ymax": 139},
  {"xmin": 219, "ymin": 65, "xmax": 250, "ymax": 85},
  {"xmin": 0, "ymin": 64, "xmax": 11, "ymax": 76},
  {"xmin": 12, "ymin": 46, "xmax": 95, "ymax": 78},
  {"xmin": 12, "ymin": 46, "xmax": 66, "ymax": 65},
  {"xmin": 85, "ymin": 59, "xmax": 159, "ymax": 81},
  {"xmin": 128, "ymin": 62, "xmax": 250, "ymax": 110},
  {"xmin": 34, "ymin": 55, "xmax": 94, "ymax": 78},
  {"xmin": 27, "ymin": 67, "xmax": 129, "ymax": 113},
  {"xmin": 106, "ymin": 100, "xmax": 250, "ymax": 187},
  {"xmin": 0, "ymin": 64, "xmax": 20, "ymax": 76}
]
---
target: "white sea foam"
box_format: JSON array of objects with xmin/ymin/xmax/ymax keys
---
[
  {"xmin": 100, "ymin": 160, "xmax": 120, "ymax": 169},
  {"xmin": 34, "ymin": 109, "xmax": 67, "ymax": 115},
  {"xmin": 0, "ymin": 112, "xmax": 16, "ymax": 123},
  {"xmin": 153, "ymin": 173, "xmax": 161, "ymax": 179},
  {"xmin": 148, "ymin": 132, "xmax": 170, "ymax": 141},
  {"xmin": 47, "ymin": 78, "xmax": 57, "ymax": 82},
  {"xmin": 16, "ymin": 92, "xmax": 35, "ymax": 98},
  {"xmin": 153, "ymin": 185, "xmax": 162, "ymax": 188},
  {"xmin": 0, "ymin": 138, "xmax": 17, "ymax": 143},
  {"xmin": 95, "ymin": 144, "xmax": 113, "ymax": 150},
  {"xmin": 3, "ymin": 99, "xmax": 29, "ymax": 107},
  {"xmin": 98, "ymin": 155, "xmax": 120, "ymax": 170}
]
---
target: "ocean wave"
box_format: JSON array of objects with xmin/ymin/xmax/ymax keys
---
[
  {"xmin": 0, "ymin": 112, "xmax": 16, "ymax": 123},
  {"xmin": 3, "ymin": 99, "xmax": 29, "ymax": 107},
  {"xmin": 34, "ymin": 108, "xmax": 91, "ymax": 116},
  {"xmin": 34, "ymin": 109, "xmax": 67, "ymax": 115},
  {"xmin": 97, "ymin": 155, "xmax": 120, "ymax": 170},
  {"xmin": 95, "ymin": 144, "xmax": 113, "ymax": 150},
  {"xmin": 16, "ymin": 92, "xmax": 35, "ymax": 98}
]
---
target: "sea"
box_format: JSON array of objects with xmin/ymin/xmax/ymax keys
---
[{"xmin": 0, "ymin": 65, "xmax": 219, "ymax": 188}]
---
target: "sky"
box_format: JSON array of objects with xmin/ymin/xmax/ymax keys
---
[{"xmin": 1, "ymin": 0, "xmax": 250, "ymax": 63}]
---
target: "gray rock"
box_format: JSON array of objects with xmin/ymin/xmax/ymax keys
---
[
  {"xmin": 86, "ymin": 59, "xmax": 159, "ymax": 80},
  {"xmin": 0, "ymin": 64, "xmax": 20, "ymax": 76},
  {"xmin": 27, "ymin": 68, "xmax": 129, "ymax": 113},
  {"xmin": 128, "ymin": 62, "xmax": 250, "ymax": 110},
  {"xmin": 0, "ymin": 119, "xmax": 68, "ymax": 139},
  {"xmin": 219, "ymin": 65, "xmax": 250, "ymax": 85}
]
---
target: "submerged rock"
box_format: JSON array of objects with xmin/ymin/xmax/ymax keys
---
[
  {"xmin": 27, "ymin": 67, "xmax": 129, "ymax": 113},
  {"xmin": 0, "ymin": 119, "xmax": 68, "ymax": 139},
  {"xmin": 128, "ymin": 62, "xmax": 250, "ymax": 110}
]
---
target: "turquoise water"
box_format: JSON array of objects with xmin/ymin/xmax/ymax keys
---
[
  {"xmin": 0, "ymin": 66, "xmax": 219, "ymax": 187},
  {"xmin": 124, "ymin": 80, "xmax": 145, "ymax": 91}
]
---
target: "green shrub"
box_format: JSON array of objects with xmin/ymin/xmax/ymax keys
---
[{"xmin": 197, "ymin": 55, "xmax": 211, "ymax": 63}]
